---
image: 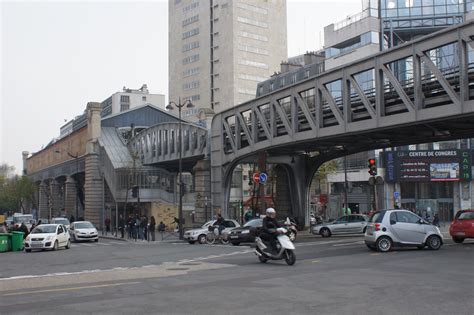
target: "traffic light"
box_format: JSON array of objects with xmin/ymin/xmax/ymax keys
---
[
  {"xmin": 132, "ymin": 186, "xmax": 139, "ymax": 198},
  {"xmin": 368, "ymin": 159, "xmax": 377, "ymax": 176}
]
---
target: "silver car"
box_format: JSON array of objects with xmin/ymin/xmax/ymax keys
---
[
  {"xmin": 365, "ymin": 209, "xmax": 443, "ymax": 252},
  {"xmin": 312, "ymin": 214, "xmax": 369, "ymax": 237}
]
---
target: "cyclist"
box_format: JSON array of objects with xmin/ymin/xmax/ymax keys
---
[{"xmin": 214, "ymin": 213, "xmax": 225, "ymax": 236}]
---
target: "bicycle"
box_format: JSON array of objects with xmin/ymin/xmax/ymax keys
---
[{"xmin": 206, "ymin": 225, "xmax": 230, "ymax": 245}]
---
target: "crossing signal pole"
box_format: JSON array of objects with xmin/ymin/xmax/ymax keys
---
[{"xmin": 368, "ymin": 159, "xmax": 377, "ymax": 212}]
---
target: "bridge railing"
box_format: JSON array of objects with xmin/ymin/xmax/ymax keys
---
[{"xmin": 212, "ymin": 21, "xmax": 474, "ymax": 161}]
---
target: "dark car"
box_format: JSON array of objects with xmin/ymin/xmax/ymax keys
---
[{"xmin": 228, "ymin": 218, "xmax": 263, "ymax": 246}]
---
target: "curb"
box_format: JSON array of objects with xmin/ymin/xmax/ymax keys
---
[{"xmin": 99, "ymin": 235, "xmax": 128, "ymax": 242}]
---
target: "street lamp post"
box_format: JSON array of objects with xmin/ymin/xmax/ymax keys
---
[
  {"xmin": 55, "ymin": 150, "xmax": 79, "ymax": 220},
  {"xmin": 166, "ymin": 98, "xmax": 194, "ymax": 240}
]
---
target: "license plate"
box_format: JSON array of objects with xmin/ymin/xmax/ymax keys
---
[
  {"xmin": 456, "ymin": 232, "xmax": 465, "ymax": 236},
  {"xmin": 230, "ymin": 235, "xmax": 238, "ymax": 239}
]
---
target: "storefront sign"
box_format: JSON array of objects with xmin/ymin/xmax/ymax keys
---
[{"xmin": 384, "ymin": 150, "xmax": 472, "ymax": 183}]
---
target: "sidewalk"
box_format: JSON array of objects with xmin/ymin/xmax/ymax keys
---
[{"xmin": 98, "ymin": 231, "xmax": 180, "ymax": 243}]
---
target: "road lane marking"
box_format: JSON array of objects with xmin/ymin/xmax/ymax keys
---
[
  {"xmin": 370, "ymin": 253, "xmax": 380, "ymax": 256},
  {"xmin": 311, "ymin": 260, "xmax": 321, "ymax": 263},
  {"xmin": 2, "ymin": 281, "xmax": 141, "ymax": 297},
  {"xmin": 332, "ymin": 241, "xmax": 364, "ymax": 247}
]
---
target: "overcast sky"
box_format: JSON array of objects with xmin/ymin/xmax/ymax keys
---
[{"xmin": 1, "ymin": 0, "xmax": 363, "ymax": 172}]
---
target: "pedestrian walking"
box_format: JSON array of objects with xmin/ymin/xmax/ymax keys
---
[
  {"xmin": 104, "ymin": 217, "xmax": 111, "ymax": 235},
  {"xmin": 70, "ymin": 215, "xmax": 75, "ymax": 224},
  {"xmin": 432, "ymin": 213, "xmax": 440, "ymax": 227},
  {"xmin": 149, "ymin": 216, "xmax": 156, "ymax": 241},
  {"xmin": 137, "ymin": 216, "xmax": 143, "ymax": 240},
  {"xmin": 127, "ymin": 216, "xmax": 133, "ymax": 239},
  {"xmin": 118, "ymin": 214, "xmax": 125, "ymax": 239},
  {"xmin": 142, "ymin": 215, "xmax": 148, "ymax": 241}
]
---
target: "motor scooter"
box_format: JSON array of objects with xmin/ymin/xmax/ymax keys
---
[{"xmin": 254, "ymin": 227, "xmax": 296, "ymax": 265}]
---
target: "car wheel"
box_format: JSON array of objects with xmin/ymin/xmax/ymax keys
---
[
  {"xmin": 188, "ymin": 240, "xmax": 196, "ymax": 244},
  {"xmin": 426, "ymin": 235, "xmax": 442, "ymax": 250},
  {"xmin": 258, "ymin": 255, "xmax": 268, "ymax": 263},
  {"xmin": 320, "ymin": 228, "xmax": 331, "ymax": 238},
  {"xmin": 453, "ymin": 237, "xmax": 464, "ymax": 243},
  {"xmin": 25, "ymin": 249, "xmax": 31, "ymax": 253},
  {"xmin": 52, "ymin": 240, "xmax": 58, "ymax": 251},
  {"xmin": 198, "ymin": 234, "xmax": 207, "ymax": 244},
  {"xmin": 231, "ymin": 242, "xmax": 240, "ymax": 246},
  {"xmin": 289, "ymin": 231, "xmax": 297, "ymax": 242},
  {"xmin": 366, "ymin": 244, "xmax": 376, "ymax": 251},
  {"xmin": 376, "ymin": 236, "xmax": 392, "ymax": 252},
  {"xmin": 65, "ymin": 240, "xmax": 70, "ymax": 249}
]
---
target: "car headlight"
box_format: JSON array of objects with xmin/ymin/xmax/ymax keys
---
[
  {"xmin": 45, "ymin": 235, "xmax": 54, "ymax": 241},
  {"xmin": 241, "ymin": 230, "xmax": 250, "ymax": 234},
  {"xmin": 25, "ymin": 236, "xmax": 30, "ymax": 242}
]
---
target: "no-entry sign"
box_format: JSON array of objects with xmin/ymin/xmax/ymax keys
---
[{"xmin": 253, "ymin": 172, "xmax": 260, "ymax": 184}]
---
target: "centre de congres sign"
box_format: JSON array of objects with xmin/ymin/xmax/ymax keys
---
[{"xmin": 384, "ymin": 150, "xmax": 472, "ymax": 183}]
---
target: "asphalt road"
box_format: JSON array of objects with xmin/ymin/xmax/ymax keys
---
[{"xmin": 1, "ymin": 233, "xmax": 473, "ymax": 315}]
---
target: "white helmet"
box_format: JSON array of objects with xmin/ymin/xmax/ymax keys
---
[{"xmin": 266, "ymin": 208, "xmax": 276, "ymax": 215}]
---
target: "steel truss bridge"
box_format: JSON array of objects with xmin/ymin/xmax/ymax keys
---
[{"xmin": 209, "ymin": 21, "xmax": 474, "ymax": 221}]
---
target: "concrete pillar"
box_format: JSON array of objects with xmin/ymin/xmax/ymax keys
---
[
  {"xmin": 64, "ymin": 176, "xmax": 77, "ymax": 219},
  {"xmin": 84, "ymin": 102, "xmax": 103, "ymax": 227},
  {"xmin": 38, "ymin": 181, "xmax": 48, "ymax": 220},
  {"xmin": 193, "ymin": 159, "xmax": 211, "ymax": 224},
  {"xmin": 50, "ymin": 179, "xmax": 61, "ymax": 218}
]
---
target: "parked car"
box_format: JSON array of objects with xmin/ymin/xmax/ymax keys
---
[
  {"xmin": 449, "ymin": 209, "xmax": 474, "ymax": 243},
  {"xmin": 69, "ymin": 221, "xmax": 99, "ymax": 242},
  {"xmin": 24, "ymin": 224, "xmax": 70, "ymax": 252},
  {"xmin": 13, "ymin": 213, "xmax": 35, "ymax": 230},
  {"xmin": 312, "ymin": 214, "xmax": 369, "ymax": 237},
  {"xmin": 51, "ymin": 217, "xmax": 70, "ymax": 230},
  {"xmin": 365, "ymin": 209, "xmax": 443, "ymax": 252},
  {"xmin": 183, "ymin": 219, "xmax": 240, "ymax": 244}
]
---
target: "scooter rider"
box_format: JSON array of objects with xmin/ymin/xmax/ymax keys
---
[
  {"xmin": 214, "ymin": 213, "xmax": 225, "ymax": 235},
  {"xmin": 260, "ymin": 208, "xmax": 281, "ymax": 253}
]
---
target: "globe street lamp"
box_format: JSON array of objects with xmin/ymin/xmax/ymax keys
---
[{"xmin": 166, "ymin": 98, "xmax": 194, "ymax": 240}]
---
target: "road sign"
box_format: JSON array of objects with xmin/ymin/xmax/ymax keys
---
[
  {"xmin": 253, "ymin": 172, "xmax": 260, "ymax": 184},
  {"xmin": 394, "ymin": 191, "xmax": 400, "ymax": 199},
  {"xmin": 259, "ymin": 172, "xmax": 268, "ymax": 184}
]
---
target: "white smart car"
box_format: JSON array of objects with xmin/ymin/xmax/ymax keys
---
[{"xmin": 24, "ymin": 224, "xmax": 70, "ymax": 252}]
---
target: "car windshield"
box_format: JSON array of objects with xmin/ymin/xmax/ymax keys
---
[
  {"xmin": 31, "ymin": 225, "xmax": 56, "ymax": 234},
  {"xmin": 202, "ymin": 221, "xmax": 215, "ymax": 228},
  {"xmin": 457, "ymin": 212, "xmax": 474, "ymax": 220},
  {"xmin": 13, "ymin": 216, "xmax": 33, "ymax": 224},
  {"xmin": 75, "ymin": 222, "xmax": 94, "ymax": 229},
  {"xmin": 53, "ymin": 218, "xmax": 69, "ymax": 225},
  {"xmin": 244, "ymin": 219, "xmax": 262, "ymax": 227}
]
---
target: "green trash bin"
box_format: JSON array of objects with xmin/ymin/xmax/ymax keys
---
[
  {"xmin": 0, "ymin": 233, "xmax": 10, "ymax": 252},
  {"xmin": 11, "ymin": 231, "xmax": 24, "ymax": 252}
]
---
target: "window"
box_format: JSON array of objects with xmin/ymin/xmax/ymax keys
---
[
  {"xmin": 395, "ymin": 211, "xmax": 420, "ymax": 224},
  {"xmin": 236, "ymin": 2, "xmax": 267, "ymax": 15},
  {"xmin": 238, "ymin": 44, "xmax": 269, "ymax": 55},
  {"xmin": 58, "ymin": 226, "xmax": 63, "ymax": 234},
  {"xmin": 183, "ymin": 80, "xmax": 200, "ymax": 91},
  {"xmin": 336, "ymin": 216, "xmax": 349, "ymax": 223},
  {"xmin": 182, "ymin": 28, "xmax": 199, "ymax": 39},
  {"xmin": 238, "ymin": 74, "xmax": 267, "ymax": 82},
  {"xmin": 183, "ymin": 67, "xmax": 200, "ymax": 77},
  {"xmin": 120, "ymin": 104, "xmax": 129, "ymax": 112},
  {"xmin": 237, "ymin": 16, "xmax": 268, "ymax": 28},
  {"xmin": 120, "ymin": 95, "xmax": 130, "ymax": 103},
  {"xmin": 238, "ymin": 31, "xmax": 268, "ymax": 42},
  {"xmin": 182, "ymin": 54, "xmax": 199, "ymax": 65},
  {"xmin": 183, "ymin": 94, "xmax": 200, "ymax": 102},
  {"xmin": 223, "ymin": 220, "xmax": 236, "ymax": 228},
  {"xmin": 457, "ymin": 211, "xmax": 474, "ymax": 220},
  {"xmin": 349, "ymin": 215, "xmax": 365, "ymax": 222},
  {"xmin": 142, "ymin": 96, "xmax": 146, "ymax": 101},
  {"xmin": 238, "ymin": 59, "xmax": 268, "ymax": 69},
  {"xmin": 182, "ymin": 1, "xmax": 199, "ymax": 13},
  {"xmin": 182, "ymin": 14, "xmax": 199, "ymax": 27},
  {"xmin": 182, "ymin": 41, "xmax": 200, "ymax": 52}
]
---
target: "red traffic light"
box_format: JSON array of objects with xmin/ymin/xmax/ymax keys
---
[{"xmin": 368, "ymin": 159, "xmax": 376, "ymax": 166}]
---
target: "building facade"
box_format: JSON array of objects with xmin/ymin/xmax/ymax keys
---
[{"xmin": 169, "ymin": 0, "xmax": 287, "ymax": 120}]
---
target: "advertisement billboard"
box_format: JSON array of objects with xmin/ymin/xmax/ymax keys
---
[{"xmin": 384, "ymin": 150, "xmax": 472, "ymax": 183}]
